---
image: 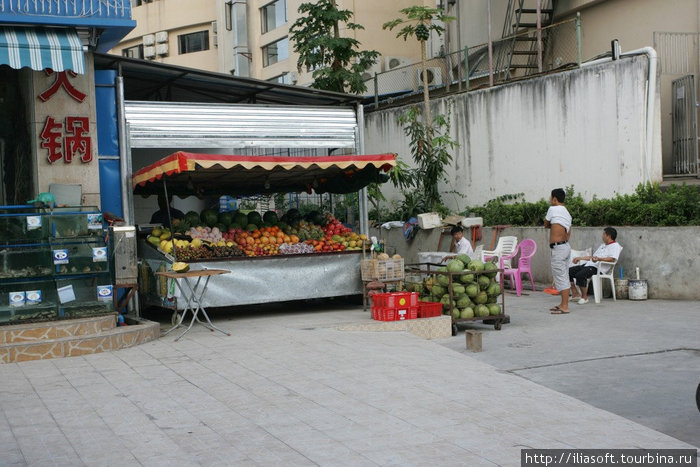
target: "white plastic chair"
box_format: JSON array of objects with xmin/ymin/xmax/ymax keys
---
[
  {"xmin": 587, "ymin": 247, "xmax": 623, "ymax": 303},
  {"xmin": 481, "ymin": 236, "xmax": 518, "ymax": 268}
]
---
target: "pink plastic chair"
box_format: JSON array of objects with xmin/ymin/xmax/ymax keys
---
[{"xmin": 500, "ymin": 239, "xmax": 537, "ymax": 296}]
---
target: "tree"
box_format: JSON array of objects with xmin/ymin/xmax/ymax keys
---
[
  {"xmin": 290, "ymin": 0, "xmax": 380, "ymax": 94},
  {"xmin": 382, "ymin": 6, "xmax": 455, "ymax": 128}
]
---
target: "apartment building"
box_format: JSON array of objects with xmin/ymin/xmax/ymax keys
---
[{"xmin": 112, "ymin": 0, "xmax": 444, "ymax": 86}]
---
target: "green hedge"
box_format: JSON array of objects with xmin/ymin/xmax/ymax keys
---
[{"xmin": 464, "ymin": 184, "xmax": 700, "ymax": 227}]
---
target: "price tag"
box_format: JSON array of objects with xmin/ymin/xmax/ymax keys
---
[
  {"xmin": 26, "ymin": 216, "xmax": 42, "ymax": 231},
  {"xmin": 96, "ymin": 285, "xmax": 113, "ymax": 302},
  {"xmin": 9, "ymin": 292, "xmax": 25, "ymax": 307},
  {"xmin": 87, "ymin": 213, "xmax": 103, "ymax": 230},
  {"xmin": 57, "ymin": 285, "xmax": 76, "ymax": 304},
  {"xmin": 53, "ymin": 249, "xmax": 69, "ymax": 265},
  {"xmin": 92, "ymin": 247, "xmax": 107, "ymax": 262},
  {"xmin": 25, "ymin": 290, "xmax": 42, "ymax": 305}
]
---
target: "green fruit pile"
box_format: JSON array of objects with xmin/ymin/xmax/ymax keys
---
[{"xmin": 419, "ymin": 255, "xmax": 502, "ymax": 319}]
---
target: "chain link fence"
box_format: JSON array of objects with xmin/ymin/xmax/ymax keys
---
[{"xmin": 363, "ymin": 18, "xmax": 581, "ymax": 107}]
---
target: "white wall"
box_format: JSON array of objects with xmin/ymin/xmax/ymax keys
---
[{"xmin": 364, "ymin": 55, "xmax": 662, "ymax": 209}]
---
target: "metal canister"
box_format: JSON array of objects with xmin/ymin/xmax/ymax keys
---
[
  {"xmin": 628, "ymin": 279, "xmax": 648, "ymax": 300},
  {"xmin": 614, "ymin": 279, "xmax": 629, "ymax": 299}
]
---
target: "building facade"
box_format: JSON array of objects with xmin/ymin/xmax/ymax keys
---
[
  {"xmin": 112, "ymin": 0, "xmax": 442, "ymax": 85},
  {"xmin": 0, "ymin": 1, "xmax": 135, "ymax": 205}
]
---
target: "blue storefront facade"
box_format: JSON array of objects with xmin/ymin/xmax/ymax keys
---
[{"xmin": 0, "ymin": 0, "xmax": 134, "ymax": 212}]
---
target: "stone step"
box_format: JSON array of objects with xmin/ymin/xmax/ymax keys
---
[
  {"xmin": 0, "ymin": 315, "xmax": 160, "ymax": 363},
  {"xmin": 0, "ymin": 314, "xmax": 118, "ymax": 345}
]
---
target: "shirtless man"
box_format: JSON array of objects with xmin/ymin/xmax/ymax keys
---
[{"xmin": 544, "ymin": 188, "xmax": 572, "ymax": 314}]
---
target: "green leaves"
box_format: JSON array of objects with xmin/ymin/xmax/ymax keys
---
[
  {"xmin": 464, "ymin": 183, "xmax": 700, "ymax": 227},
  {"xmin": 290, "ymin": 0, "xmax": 380, "ymax": 94},
  {"xmin": 382, "ymin": 6, "xmax": 456, "ymax": 42}
]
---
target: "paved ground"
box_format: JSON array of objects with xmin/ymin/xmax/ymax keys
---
[
  {"xmin": 0, "ymin": 296, "xmax": 697, "ymax": 466},
  {"xmin": 437, "ymin": 289, "xmax": 700, "ymax": 448}
]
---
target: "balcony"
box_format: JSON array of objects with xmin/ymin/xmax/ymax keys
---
[{"xmin": 0, "ymin": 0, "xmax": 135, "ymax": 52}]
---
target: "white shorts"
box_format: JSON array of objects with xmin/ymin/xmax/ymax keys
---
[{"xmin": 551, "ymin": 243, "xmax": 572, "ymax": 291}]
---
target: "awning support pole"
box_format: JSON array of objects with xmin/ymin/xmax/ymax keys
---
[
  {"xmin": 356, "ymin": 103, "xmax": 369, "ymax": 236},
  {"xmin": 162, "ymin": 178, "xmax": 178, "ymax": 262}
]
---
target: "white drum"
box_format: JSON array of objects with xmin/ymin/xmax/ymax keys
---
[{"xmin": 628, "ymin": 279, "xmax": 648, "ymax": 300}]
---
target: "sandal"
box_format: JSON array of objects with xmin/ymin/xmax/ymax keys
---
[{"xmin": 550, "ymin": 306, "xmax": 570, "ymax": 314}]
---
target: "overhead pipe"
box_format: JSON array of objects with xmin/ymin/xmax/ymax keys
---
[{"xmin": 581, "ymin": 46, "xmax": 658, "ymax": 184}]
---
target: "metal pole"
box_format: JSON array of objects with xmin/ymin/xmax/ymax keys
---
[
  {"xmin": 576, "ymin": 12, "xmax": 582, "ymax": 67},
  {"xmin": 536, "ymin": 0, "xmax": 543, "ymax": 73},
  {"xmin": 116, "ymin": 76, "xmax": 131, "ymax": 224},
  {"xmin": 464, "ymin": 46, "xmax": 469, "ymax": 92},
  {"xmin": 355, "ymin": 103, "xmax": 369, "ymax": 236},
  {"xmin": 162, "ymin": 178, "xmax": 177, "ymax": 262},
  {"xmin": 487, "ymin": 0, "xmax": 494, "ymax": 87},
  {"xmin": 374, "ymin": 72, "xmax": 378, "ymax": 108}
]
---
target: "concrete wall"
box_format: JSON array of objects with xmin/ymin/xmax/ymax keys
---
[
  {"xmin": 370, "ymin": 225, "xmax": 700, "ymax": 300},
  {"xmin": 364, "ymin": 55, "xmax": 661, "ymax": 209}
]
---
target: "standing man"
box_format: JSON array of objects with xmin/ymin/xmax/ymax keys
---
[
  {"xmin": 544, "ymin": 188, "xmax": 572, "ymax": 314},
  {"xmin": 570, "ymin": 227, "xmax": 622, "ymax": 304}
]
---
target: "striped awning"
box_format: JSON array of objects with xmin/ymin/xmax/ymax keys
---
[
  {"xmin": 132, "ymin": 152, "xmax": 397, "ymax": 196},
  {"xmin": 0, "ymin": 27, "xmax": 85, "ymax": 74}
]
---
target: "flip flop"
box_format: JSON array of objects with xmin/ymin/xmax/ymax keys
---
[{"xmin": 550, "ymin": 307, "xmax": 570, "ymax": 314}]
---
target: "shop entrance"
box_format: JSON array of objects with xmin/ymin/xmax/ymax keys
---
[{"xmin": 0, "ymin": 67, "xmax": 33, "ymax": 205}]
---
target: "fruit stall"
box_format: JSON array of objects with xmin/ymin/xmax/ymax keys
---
[
  {"xmin": 406, "ymin": 254, "xmax": 509, "ymax": 335},
  {"xmin": 132, "ymin": 152, "xmax": 396, "ymax": 311}
]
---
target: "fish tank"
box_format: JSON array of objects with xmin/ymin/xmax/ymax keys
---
[
  {"xmin": 55, "ymin": 273, "xmax": 114, "ymax": 318},
  {"xmin": 0, "ymin": 206, "xmax": 51, "ymax": 244},
  {"xmin": 0, "ymin": 244, "xmax": 54, "ymax": 279},
  {"xmin": 50, "ymin": 206, "xmax": 103, "ymax": 239},
  {"xmin": 50, "ymin": 240, "xmax": 109, "ymax": 276},
  {"xmin": 0, "ymin": 279, "xmax": 58, "ymax": 324}
]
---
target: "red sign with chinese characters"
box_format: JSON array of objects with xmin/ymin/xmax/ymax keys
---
[{"xmin": 38, "ymin": 70, "xmax": 92, "ymax": 164}]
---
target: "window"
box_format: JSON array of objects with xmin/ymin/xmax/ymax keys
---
[
  {"xmin": 122, "ymin": 45, "xmax": 144, "ymax": 59},
  {"xmin": 261, "ymin": 0, "xmax": 287, "ymax": 34},
  {"xmin": 178, "ymin": 31, "xmax": 209, "ymax": 54},
  {"xmin": 262, "ymin": 37, "xmax": 288, "ymax": 67}
]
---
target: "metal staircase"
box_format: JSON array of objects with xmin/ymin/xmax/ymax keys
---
[{"xmin": 496, "ymin": 0, "xmax": 555, "ymax": 81}]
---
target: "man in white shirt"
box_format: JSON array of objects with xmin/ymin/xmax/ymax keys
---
[
  {"xmin": 441, "ymin": 225, "xmax": 474, "ymax": 263},
  {"xmin": 544, "ymin": 188, "xmax": 572, "ymax": 314},
  {"xmin": 569, "ymin": 227, "xmax": 622, "ymax": 304}
]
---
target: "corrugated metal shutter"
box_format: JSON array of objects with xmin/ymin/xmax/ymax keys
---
[{"xmin": 124, "ymin": 101, "xmax": 358, "ymax": 149}]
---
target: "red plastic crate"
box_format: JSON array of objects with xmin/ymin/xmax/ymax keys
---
[
  {"xmin": 372, "ymin": 306, "xmax": 418, "ymax": 321},
  {"xmin": 371, "ymin": 292, "xmax": 418, "ymax": 309},
  {"xmin": 418, "ymin": 301, "xmax": 443, "ymax": 318}
]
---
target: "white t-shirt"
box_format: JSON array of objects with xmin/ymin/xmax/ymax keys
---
[
  {"xmin": 584, "ymin": 241, "xmax": 622, "ymax": 273},
  {"xmin": 454, "ymin": 237, "xmax": 474, "ymax": 256},
  {"xmin": 545, "ymin": 205, "xmax": 572, "ymax": 232}
]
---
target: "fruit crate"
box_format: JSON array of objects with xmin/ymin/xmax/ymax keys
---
[
  {"xmin": 371, "ymin": 292, "xmax": 418, "ymax": 321},
  {"xmin": 360, "ymin": 258, "xmax": 404, "ymax": 281},
  {"xmin": 418, "ymin": 301, "xmax": 442, "ymax": 318}
]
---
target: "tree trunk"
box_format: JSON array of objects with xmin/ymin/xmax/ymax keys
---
[{"xmin": 421, "ymin": 40, "xmax": 431, "ymax": 130}]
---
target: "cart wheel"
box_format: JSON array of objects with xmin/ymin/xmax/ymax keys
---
[
  {"xmin": 451, "ymin": 324, "xmax": 458, "ymax": 336},
  {"xmin": 171, "ymin": 311, "xmax": 181, "ymax": 326},
  {"xmin": 494, "ymin": 321, "xmax": 502, "ymax": 331}
]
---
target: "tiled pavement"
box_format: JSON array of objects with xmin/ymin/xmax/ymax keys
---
[{"xmin": 0, "ymin": 303, "xmax": 696, "ymax": 466}]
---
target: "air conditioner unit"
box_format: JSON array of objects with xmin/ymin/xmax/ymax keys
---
[
  {"xmin": 385, "ymin": 56, "xmax": 410, "ymax": 70},
  {"xmin": 142, "ymin": 34, "xmax": 155, "ymax": 47},
  {"xmin": 360, "ymin": 62, "xmax": 382, "ymax": 81},
  {"xmin": 287, "ymin": 71, "xmax": 298, "ymax": 84},
  {"xmin": 415, "ymin": 67, "xmax": 443, "ymax": 88},
  {"xmin": 156, "ymin": 43, "xmax": 169, "ymax": 56},
  {"xmin": 212, "ymin": 21, "xmax": 217, "ymax": 34},
  {"xmin": 144, "ymin": 46, "xmax": 155, "ymax": 59},
  {"xmin": 155, "ymin": 31, "xmax": 168, "ymax": 43}
]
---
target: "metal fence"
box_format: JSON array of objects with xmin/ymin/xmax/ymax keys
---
[
  {"xmin": 364, "ymin": 18, "xmax": 581, "ymax": 107},
  {"xmin": 0, "ymin": 0, "xmax": 131, "ymax": 18}
]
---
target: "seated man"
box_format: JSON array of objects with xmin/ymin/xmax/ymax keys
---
[
  {"xmin": 442, "ymin": 225, "xmax": 474, "ymax": 262},
  {"xmin": 569, "ymin": 227, "xmax": 622, "ymax": 304},
  {"xmin": 150, "ymin": 193, "xmax": 185, "ymax": 227}
]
